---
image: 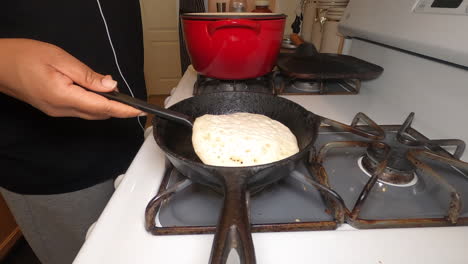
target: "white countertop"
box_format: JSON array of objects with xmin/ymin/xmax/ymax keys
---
[{"xmin": 74, "ymin": 66, "xmax": 468, "ymax": 264}]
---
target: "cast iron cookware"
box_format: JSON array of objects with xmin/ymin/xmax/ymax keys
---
[
  {"xmin": 152, "ymin": 92, "xmax": 320, "ymax": 264},
  {"xmin": 278, "ymin": 35, "xmax": 384, "ymax": 80},
  {"xmin": 181, "ymin": 13, "xmax": 287, "ymax": 80}
]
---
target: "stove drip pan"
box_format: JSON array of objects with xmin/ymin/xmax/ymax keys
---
[{"xmin": 145, "ymin": 161, "xmax": 341, "ymax": 235}]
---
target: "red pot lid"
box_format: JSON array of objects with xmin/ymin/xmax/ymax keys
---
[{"xmin": 182, "ymin": 12, "xmax": 287, "ymax": 20}]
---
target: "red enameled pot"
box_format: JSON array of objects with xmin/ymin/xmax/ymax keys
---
[{"xmin": 181, "ymin": 13, "xmax": 287, "ymax": 80}]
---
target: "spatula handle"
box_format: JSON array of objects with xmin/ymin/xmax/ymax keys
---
[{"xmin": 94, "ymin": 91, "xmax": 194, "ymax": 127}]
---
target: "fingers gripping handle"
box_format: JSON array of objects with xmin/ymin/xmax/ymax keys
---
[{"xmin": 92, "ymin": 90, "xmax": 194, "ymax": 127}]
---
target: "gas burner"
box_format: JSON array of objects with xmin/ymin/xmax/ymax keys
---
[
  {"xmin": 359, "ymin": 143, "xmax": 418, "ymax": 186},
  {"xmin": 354, "ymin": 113, "xmax": 466, "ymax": 187},
  {"xmin": 315, "ymin": 112, "xmax": 468, "ymax": 228},
  {"xmin": 291, "ymin": 80, "xmax": 321, "ymax": 92},
  {"xmin": 275, "ymin": 74, "xmax": 361, "ymax": 95},
  {"xmin": 358, "ymin": 156, "xmax": 418, "ymax": 187},
  {"xmin": 193, "ymin": 74, "xmax": 275, "ymax": 95}
]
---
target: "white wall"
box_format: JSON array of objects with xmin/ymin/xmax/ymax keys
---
[
  {"xmin": 276, "ymin": 0, "xmax": 302, "ymax": 36},
  {"xmin": 202, "ymin": 0, "xmax": 302, "ymax": 36}
]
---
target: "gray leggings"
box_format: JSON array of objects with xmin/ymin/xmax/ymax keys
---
[{"xmin": 0, "ymin": 179, "xmax": 114, "ymax": 264}]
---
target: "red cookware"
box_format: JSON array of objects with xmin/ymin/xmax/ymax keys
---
[{"xmin": 181, "ymin": 13, "xmax": 286, "ymax": 80}]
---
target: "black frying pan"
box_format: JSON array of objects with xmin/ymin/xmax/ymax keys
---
[
  {"xmin": 96, "ymin": 90, "xmax": 382, "ymax": 264},
  {"xmin": 152, "ymin": 92, "xmax": 320, "ymax": 264}
]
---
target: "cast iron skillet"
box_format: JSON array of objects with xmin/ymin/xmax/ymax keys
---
[
  {"xmin": 97, "ymin": 91, "xmax": 319, "ymax": 263},
  {"xmin": 95, "ymin": 90, "xmax": 381, "ymax": 264},
  {"xmin": 152, "ymin": 92, "xmax": 320, "ymax": 264}
]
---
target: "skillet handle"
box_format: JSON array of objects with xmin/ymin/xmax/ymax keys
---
[{"xmin": 210, "ymin": 172, "xmax": 256, "ymax": 264}]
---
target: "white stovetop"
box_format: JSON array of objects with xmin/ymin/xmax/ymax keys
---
[{"xmin": 74, "ymin": 66, "xmax": 468, "ymax": 264}]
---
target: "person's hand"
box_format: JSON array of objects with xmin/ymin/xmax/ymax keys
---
[{"xmin": 0, "ymin": 38, "xmax": 144, "ymax": 120}]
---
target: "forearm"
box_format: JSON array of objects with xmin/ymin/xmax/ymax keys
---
[
  {"xmin": 0, "ymin": 38, "xmax": 25, "ymax": 98},
  {"xmin": 0, "ymin": 38, "xmax": 58, "ymax": 99}
]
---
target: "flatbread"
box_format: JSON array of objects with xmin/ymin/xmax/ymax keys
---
[{"xmin": 192, "ymin": 112, "xmax": 299, "ymax": 167}]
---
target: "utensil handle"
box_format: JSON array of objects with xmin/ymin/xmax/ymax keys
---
[
  {"xmin": 208, "ymin": 19, "xmax": 261, "ymax": 36},
  {"xmin": 210, "ymin": 173, "xmax": 256, "ymax": 264},
  {"xmin": 93, "ymin": 90, "xmax": 194, "ymax": 127},
  {"xmin": 290, "ymin": 33, "xmax": 305, "ymax": 46},
  {"xmin": 288, "ymin": 33, "xmax": 320, "ymax": 57}
]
